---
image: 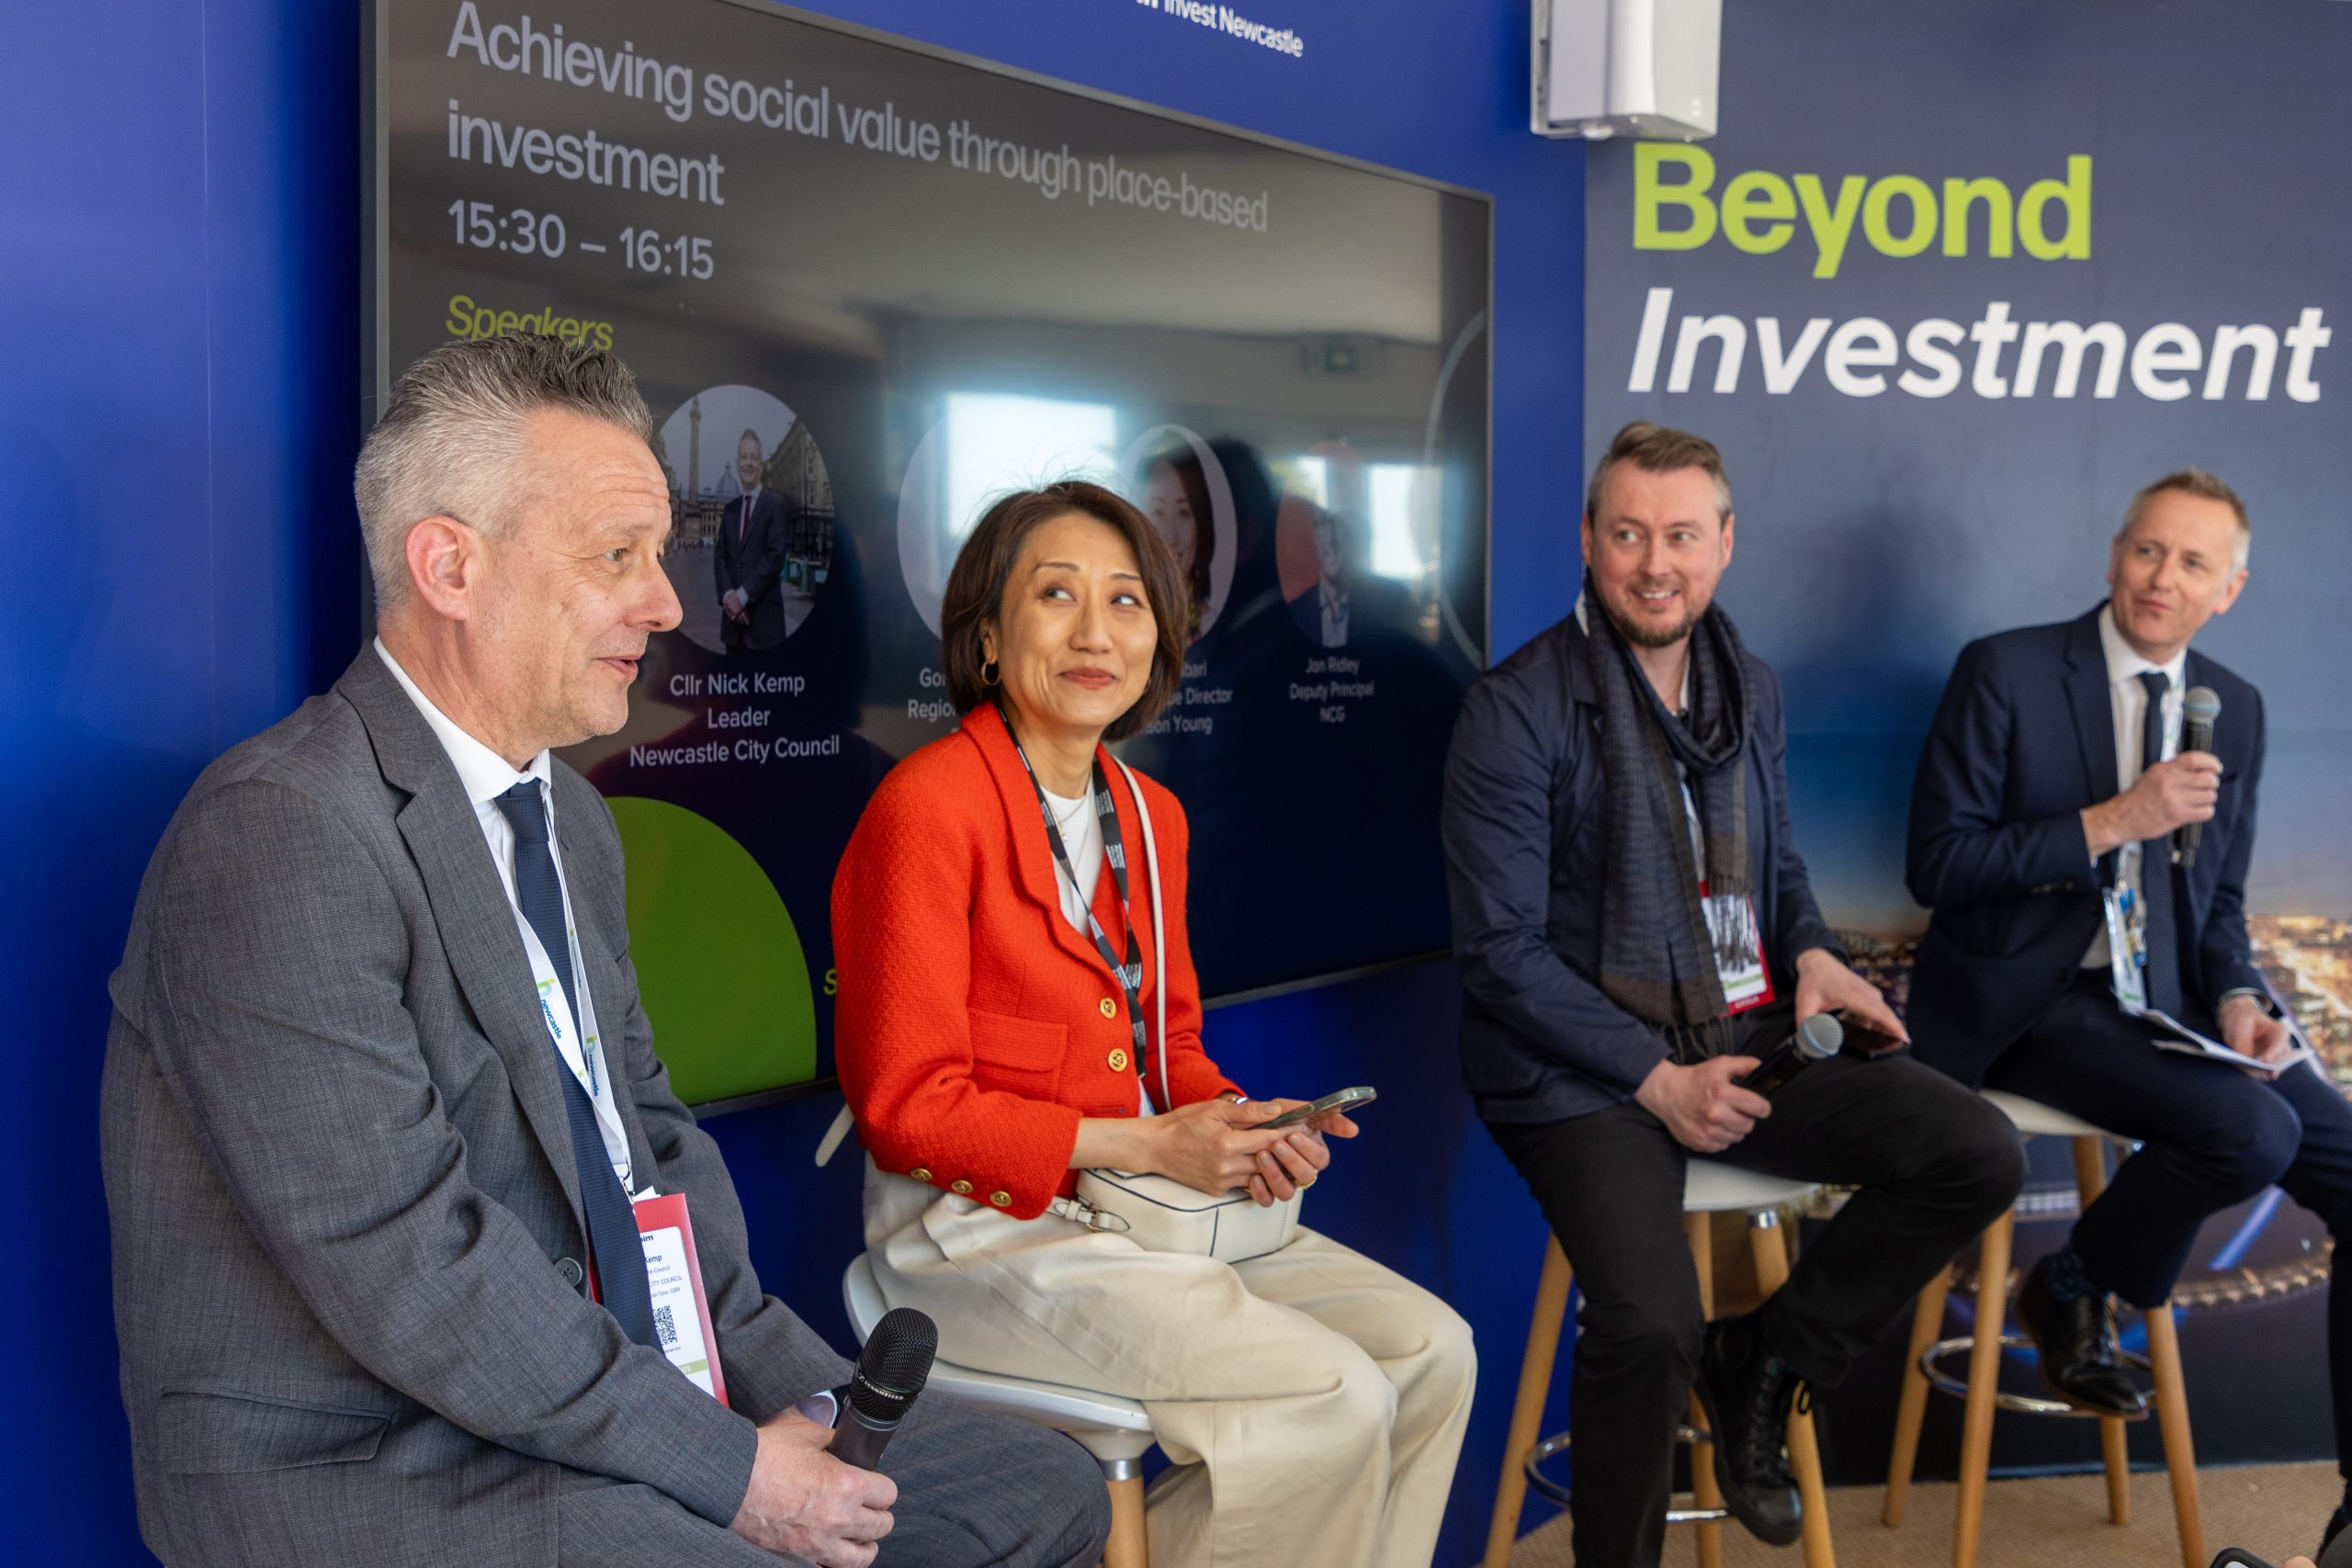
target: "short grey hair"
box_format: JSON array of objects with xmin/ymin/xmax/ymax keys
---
[
  {"xmin": 2120, "ymin": 467, "xmax": 2251, "ymax": 570},
  {"xmin": 354, "ymin": 335, "xmax": 654, "ymax": 606}
]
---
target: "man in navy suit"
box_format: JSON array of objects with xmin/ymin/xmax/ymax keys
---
[
  {"xmin": 714, "ymin": 430, "xmax": 788, "ymax": 653},
  {"xmin": 1909, "ymin": 469, "xmax": 2352, "ymax": 1548}
]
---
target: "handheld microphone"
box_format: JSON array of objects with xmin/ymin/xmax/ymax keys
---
[
  {"xmin": 2176, "ymin": 685, "xmax": 2222, "ymax": 868},
  {"xmin": 829, "ymin": 1307, "xmax": 937, "ymax": 1471},
  {"xmin": 1735, "ymin": 1013, "xmax": 1843, "ymax": 1097}
]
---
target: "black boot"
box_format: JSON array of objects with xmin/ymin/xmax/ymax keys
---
[
  {"xmin": 2016, "ymin": 1254, "xmax": 2148, "ymax": 1417},
  {"xmin": 1695, "ymin": 1312, "xmax": 1804, "ymax": 1548}
]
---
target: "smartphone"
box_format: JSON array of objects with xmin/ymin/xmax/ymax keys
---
[
  {"xmin": 2210, "ymin": 1551, "xmax": 2276, "ymax": 1568},
  {"xmin": 1258, "ymin": 1087, "xmax": 1377, "ymax": 1130},
  {"xmin": 1835, "ymin": 1012, "xmax": 1911, "ymax": 1059}
]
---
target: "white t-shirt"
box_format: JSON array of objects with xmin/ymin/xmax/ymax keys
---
[
  {"xmin": 1042, "ymin": 784, "xmax": 1151, "ymax": 1115},
  {"xmin": 1040, "ymin": 786, "xmax": 1105, "ymax": 933}
]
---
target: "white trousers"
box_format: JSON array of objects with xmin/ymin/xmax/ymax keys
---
[{"xmin": 864, "ymin": 1164, "xmax": 1476, "ymax": 1568}]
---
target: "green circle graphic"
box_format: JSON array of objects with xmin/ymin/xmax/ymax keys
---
[{"xmin": 608, "ymin": 796, "xmax": 818, "ymax": 1104}]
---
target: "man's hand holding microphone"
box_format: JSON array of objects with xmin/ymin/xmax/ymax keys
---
[
  {"xmin": 2081, "ymin": 750, "xmax": 2221, "ymax": 859},
  {"xmin": 1636, "ymin": 950, "xmax": 1901, "ymax": 1156},
  {"xmin": 730, "ymin": 1410, "xmax": 897, "ymax": 1567}
]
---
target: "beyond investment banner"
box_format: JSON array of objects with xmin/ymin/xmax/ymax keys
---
[{"xmin": 1584, "ymin": 0, "xmax": 2352, "ymax": 1472}]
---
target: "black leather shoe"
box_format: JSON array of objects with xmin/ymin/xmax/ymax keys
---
[
  {"xmin": 2015, "ymin": 1255, "xmax": 2149, "ymax": 1417},
  {"xmin": 1695, "ymin": 1313, "xmax": 1804, "ymax": 1548}
]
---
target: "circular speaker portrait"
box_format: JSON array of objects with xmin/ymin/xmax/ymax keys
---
[
  {"xmin": 656, "ymin": 385, "xmax": 835, "ymax": 656},
  {"xmin": 1121, "ymin": 425, "xmax": 1238, "ymax": 646}
]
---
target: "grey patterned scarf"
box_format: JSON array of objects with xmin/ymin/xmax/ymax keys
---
[{"xmin": 1586, "ymin": 575, "xmax": 1755, "ymax": 1030}]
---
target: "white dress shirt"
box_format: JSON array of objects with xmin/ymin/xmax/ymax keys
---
[
  {"xmin": 373, "ymin": 639, "xmax": 638, "ymax": 1181},
  {"xmin": 2081, "ymin": 602, "xmax": 2187, "ymax": 970},
  {"xmin": 375, "ymin": 638, "xmax": 553, "ymax": 901}
]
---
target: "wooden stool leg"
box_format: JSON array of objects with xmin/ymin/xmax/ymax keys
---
[
  {"xmin": 1687, "ymin": 1213, "xmax": 1723, "ymax": 1568},
  {"xmin": 1104, "ymin": 1472, "xmax": 1148, "ymax": 1568},
  {"xmin": 1749, "ymin": 1212, "xmax": 1837, "ymax": 1568},
  {"xmin": 1883, "ymin": 1266, "xmax": 1952, "ymax": 1526},
  {"xmin": 1952, "ymin": 1207, "xmax": 2014, "ymax": 1568},
  {"xmin": 1482, "ymin": 1235, "xmax": 1576, "ymax": 1568},
  {"xmin": 2069, "ymin": 1136, "xmax": 2132, "ymax": 1526},
  {"xmin": 2143, "ymin": 1301, "xmax": 2205, "ymax": 1568}
]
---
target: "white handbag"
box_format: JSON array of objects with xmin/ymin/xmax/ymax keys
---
[
  {"xmin": 1047, "ymin": 758, "xmax": 1302, "ymax": 1263},
  {"xmin": 1066, "ymin": 1166, "xmax": 1301, "ymax": 1264}
]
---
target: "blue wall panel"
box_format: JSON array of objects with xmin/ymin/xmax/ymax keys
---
[{"xmin": 1, "ymin": 2, "xmax": 1580, "ymax": 1561}]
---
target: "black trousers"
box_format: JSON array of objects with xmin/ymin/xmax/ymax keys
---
[
  {"xmin": 1986, "ymin": 972, "xmax": 2352, "ymax": 1483},
  {"xmin": 1488, "ymin": 1017, "xmax": 2023, "ymax": 1568}
]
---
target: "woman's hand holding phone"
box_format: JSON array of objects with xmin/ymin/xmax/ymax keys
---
[{"xmin": 1238, "ymin": 1089, "xmax": 1372, "ymax": 1206}]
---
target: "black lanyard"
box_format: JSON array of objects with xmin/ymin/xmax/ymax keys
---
[{"xmin": 1007, "ymin": 736, "xmax": 1148, "ymax": 1082}]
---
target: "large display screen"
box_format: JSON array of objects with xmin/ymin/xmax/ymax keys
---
[{"xmin": 371, "ymin": 0, "xmax": 1491, "ymax": 1105}]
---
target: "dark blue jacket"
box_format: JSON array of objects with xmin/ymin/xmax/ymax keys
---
[
  {"xmin": 1441, "ymin": 608, "xmax": 1842, "ymax": 1124},
  {"xmin": 1905, "ymin": 604, "xmax": 2267, "ymax": 1089}
]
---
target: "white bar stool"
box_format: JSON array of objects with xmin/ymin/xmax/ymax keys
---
[
  {"xmin": 843, "ymin": 1254, "xmax": 1158, "ymax": 1568},
  {"xmin": 1881, "ymin": 1089, "xmax": 2203, "ymax": 1568},
  {"xmin": 1483, "ymin": 1161, "xmax": 1837, "ymax": 1568}
]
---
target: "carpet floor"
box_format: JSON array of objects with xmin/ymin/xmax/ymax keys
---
[{"xmin": 1509, "ymin": 1463, "xmax": 2339, "ymax": 1568}]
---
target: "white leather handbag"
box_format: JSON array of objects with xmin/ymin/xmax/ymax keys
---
[{"xmin": 1047, "ymin": 758, "xmax": 1302, "ymax": 1263}]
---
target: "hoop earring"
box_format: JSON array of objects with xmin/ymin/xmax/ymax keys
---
[{"xmin": 981, "ymin": 659, "xmax": 1001, "ymax": 687}]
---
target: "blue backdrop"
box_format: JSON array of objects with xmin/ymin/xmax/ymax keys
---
[
  {"xmin": 0, "ymin": 2, "xmax": 1581, "ymax": 1562},
  {"xmin": 1583, "ymin": 0, "xmax": 2352, "ymax": 1483}
]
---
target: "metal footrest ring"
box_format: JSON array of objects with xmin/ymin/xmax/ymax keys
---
[
  {"xmin": 1921, "ymin": 1333, "xmax": 2153, "ymax": 1420},
  {"xmin": 1524, "ymin": 1425, "xmax": 1734, "ymax": 1521}
]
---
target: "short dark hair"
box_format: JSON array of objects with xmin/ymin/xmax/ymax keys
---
[
  {"xmin": 1144, "ymin": 446, "xmax": 1217, "ymax": 620},
  {"xmin": 940, "ymin": 480, "xmax": 1188, "ymax": 741},
  {"xmin": 1584, "ymin": 420, "xmax": 1733, "ymax": 525}
]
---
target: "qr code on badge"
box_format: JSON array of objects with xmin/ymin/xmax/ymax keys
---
[{"xmin": 653, "ymin": 1304, "xmax": 679, "ymax": 1350}]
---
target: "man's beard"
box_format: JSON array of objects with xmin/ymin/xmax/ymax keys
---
[{"xmin": 1600, "ymin": 583, "xmax": 1704, "ymax": 649}]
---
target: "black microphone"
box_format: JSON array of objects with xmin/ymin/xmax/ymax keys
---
[
  {"xmin": 829, "ymin": 1307, "xmax": 937, "ymax": 1471},
  {"xmin": 2176, "ymin": 685, "xmax": 2222, "ymax": 868},
  {"xmin": 1735, "ymin": 1013, "xmax": 1843, "ymax": 1096}
]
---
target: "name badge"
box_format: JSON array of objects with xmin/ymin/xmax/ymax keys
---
[
  {"xmin": 1702, "ymin": 887, "xmax": 1775, "ymax": 1015},
  {"xmin": 633, "ymin": 1192, "xmax": 729, "ymax": 1404},
  {"xmin": 2104, "ymin": 884, "xmax": 2149, "ymax": 1010}
]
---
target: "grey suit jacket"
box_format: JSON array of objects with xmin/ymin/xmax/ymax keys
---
[{"xmin": 102, "ymin": 649, "xmax": 848, "ymax": 1568}]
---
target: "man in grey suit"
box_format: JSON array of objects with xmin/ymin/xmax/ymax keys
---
[{"xmin": 100, "ymin": 335, "xmax": 1110, "ymax": 1568}]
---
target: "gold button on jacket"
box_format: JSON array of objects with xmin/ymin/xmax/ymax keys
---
[
  {"xmin": 1098, "ymin": 997, "xmax": 1117, "ymax": 1019},
  {"xmin": 989, "ymin": 1190, "xmax": 1012, "ymax": 1207},
  {"xmin": 908, "ymin": 1167, "xmax": 933, "ymax": 1183},
  {"xmin": 1108, "ymin": 1047, "xmax": 1130, "ymax": 1072},
  {"xmin": 950, "ymin": 1179, "xmax": 974, "ymax": 1195}
]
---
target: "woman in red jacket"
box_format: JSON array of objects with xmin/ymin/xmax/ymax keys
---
[{"xmin": 833, "ymin": 481, "xmax": 1473, "ymax": 1568}]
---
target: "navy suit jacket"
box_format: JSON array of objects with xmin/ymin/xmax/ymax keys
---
[
  {"xmin": 1441, "ymin": 608, "xmax": 1842, "ymax": 1124},
  {"xmin": 1905, "ymin": 604, "xmax": 2267, "ymax": 1089},
  {"xmin": 715, "ymin": 490, "xmax": 788, "ymax": 650}
]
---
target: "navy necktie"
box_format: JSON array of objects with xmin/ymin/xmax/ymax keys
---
[
  {"xmin": 492, "ymin": 780, "xmax": 660, "ymax": 1348},
  {"xmin": 2136, "ymin": 671, "xmax": 2185, "ymax": 1017}
]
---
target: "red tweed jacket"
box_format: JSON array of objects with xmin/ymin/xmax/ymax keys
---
[{"xmin": 832, "ymin": 704, "xmax": 1241, "ymax": 1219}]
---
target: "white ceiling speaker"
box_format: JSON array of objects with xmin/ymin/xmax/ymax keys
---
[{"xmin": 1532, "ymin": 0, "xmax": 1721, "ymax": 142}]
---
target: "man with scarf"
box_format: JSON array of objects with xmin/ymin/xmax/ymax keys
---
[{"xmin": 1442, "ymin": 422, "xmax": 2023, "ymax": 1563}]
